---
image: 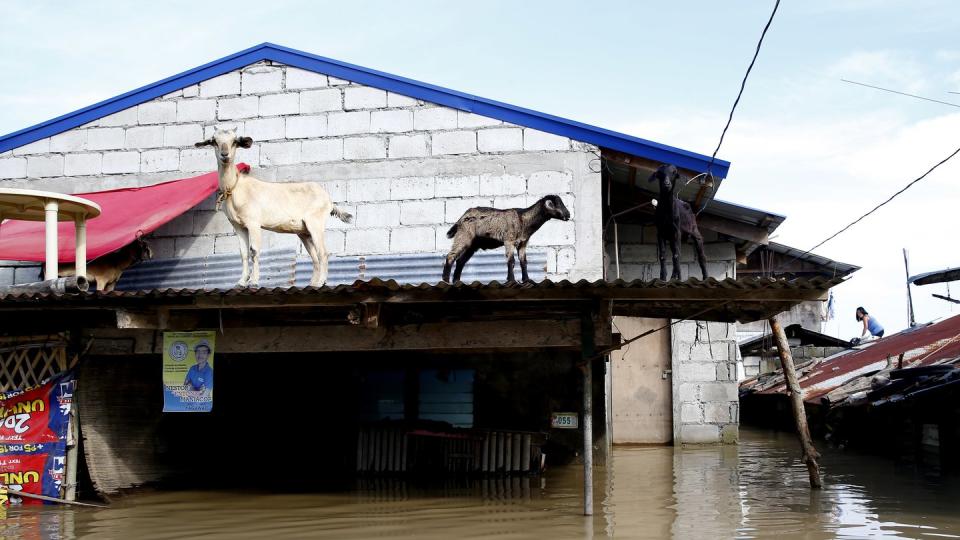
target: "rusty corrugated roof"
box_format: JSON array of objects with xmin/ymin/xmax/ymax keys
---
[{"xmin": 751, "ymin": 313, "xmax": 960, "ymax": 402}]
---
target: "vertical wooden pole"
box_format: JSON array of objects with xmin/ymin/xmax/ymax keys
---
[
  {"xmin": 769, "ymin": 317, "xmax": 822, "ymax": 489},
  {"xmin": 581, "ymin": 312, "xmax": 595, "ymax": 516},
  {"xmin": 65, "ymin": 401, "xmax": 79, "ymax": 501}
]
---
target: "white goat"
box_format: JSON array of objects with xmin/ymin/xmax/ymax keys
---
[{"xmin": 195, "ymin": 130, "xmax": 353, "ymax": 287}]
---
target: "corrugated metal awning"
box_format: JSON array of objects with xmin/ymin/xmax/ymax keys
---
[{"xmin": 0, "ymin": 275, "xmax": 844, "ymax": 324}]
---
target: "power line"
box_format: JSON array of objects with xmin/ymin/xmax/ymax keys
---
[
  {"xmin": 840, "ymin": 79, "xmax": 960, "ymax": 108},
  {"xmin": 698, "ymin": 0, "xmax": 780, "ymax": 216},
  {"xmin": 706, "ymin": 0, "xmax": 781, "ymax": 176},
  {"xmin": 775, "ymin": 144, "xmax": 960, "ymax": 272}
]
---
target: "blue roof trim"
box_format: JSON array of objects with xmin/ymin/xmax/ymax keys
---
[{"xmin": 0, "ymin": 43, "xmax": 730, "ymax": 177}]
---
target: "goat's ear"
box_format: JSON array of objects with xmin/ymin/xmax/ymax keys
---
[
  {"xmin": 545, "ymin": 199, "xmax": 555, "ymax": 212},
  {"xmin": 236, "ymin": 136, "xmax": 253, "ymax": 148},
  {"xmin": 647, "ymin": 171, "xmax": 658, "ymax": 183},
  {"xmin": 195, "ymin": 138, "xmax": 215, "ymax": 148}
]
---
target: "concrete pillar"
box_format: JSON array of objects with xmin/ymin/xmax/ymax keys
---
[{"xmin": 44, "ymin": 199, "xmax": 59, "ymax": 278}]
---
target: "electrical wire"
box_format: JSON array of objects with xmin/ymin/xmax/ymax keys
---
[
  {"xmin": 840, "ymin": 79, "xmax": 960, "ymax": 108},
  {"xmin": 700, "ymin": 0, "xmax": 781, "ymax": 215},
  {"xmin": 774, "ymin": 143, "xmax": 960, "ymax": 272}
]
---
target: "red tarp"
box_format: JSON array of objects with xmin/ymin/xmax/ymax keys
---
[{"xmin": 0, "ymin": 166, "xmax": 244, "ymax": 262}]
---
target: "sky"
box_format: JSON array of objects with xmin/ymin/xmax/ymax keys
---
[{"xmin": 2, "ymin": 1, "xmax": 958, "ymax": 339}]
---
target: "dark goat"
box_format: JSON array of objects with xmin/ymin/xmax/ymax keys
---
[
  {"xmin": 442, "ymin": 195, "xmax": 570, "ymax": 283},
  {"xmin": 44, "ymin": 237, "xmax": 153, "ymax": 292},
  {"xmin": 648, "ymin": 164, "xmax": 708, "ymax": 280}
]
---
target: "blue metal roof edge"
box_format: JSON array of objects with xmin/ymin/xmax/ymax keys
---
[{"xmin": 0, "ymin": 42, "xmax": 730, "ymax": 176}]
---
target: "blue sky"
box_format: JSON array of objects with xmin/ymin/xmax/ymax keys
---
[{"xmin": 2, "ymin": 1, "xmax": 958, "ymax": 338}]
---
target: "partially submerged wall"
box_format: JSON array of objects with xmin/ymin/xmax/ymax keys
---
[
  {"xmin": 0, "ymin": 61, "xmax": 602, "ymax": 283},
  {"xmin": 607, "ymin": 226, "xmax": 739, "ymax": 444}
]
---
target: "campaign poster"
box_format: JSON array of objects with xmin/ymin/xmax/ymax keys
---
[{"xmin": 163, "ymin": 331, "xmax": 215, "ymax": 412}]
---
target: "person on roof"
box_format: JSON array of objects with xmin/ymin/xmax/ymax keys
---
[{"xmin": 855, "ymin": 307, "xmax": 884, "ymax": 342}]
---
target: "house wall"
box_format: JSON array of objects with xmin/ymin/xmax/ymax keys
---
[
  {"xmin": 606, "ymin": 225, "xmax": 739, "ymax": 444},
  {"xmin": 0, "ymin": 61, "xmax": 602, "ymax": 282},
  {"xmin": 739, "ymin": 300, "xmax": 825, "ymax": 334}
]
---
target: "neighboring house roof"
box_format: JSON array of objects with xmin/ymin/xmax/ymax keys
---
[
  {"xmin": 0, "ymin": 43, "xmax": 730, "ymax": 177},
  {"xmin": 739, "ymin": 241, "xmax": 860, "ymax": 278},
  {"xmin": 909, "ymin": 266, "xmax": 960, "ymax": 286},
  {"xmin": 738, "ymin": 323, "xmax": 850, "ymax": 356},
  {"xmin": 747, "ymin": 313, "xmax": 960, "ymax": 403}
]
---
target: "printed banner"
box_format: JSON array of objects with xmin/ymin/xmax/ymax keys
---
[
  {"xmin": 0, "ymin": 442, "xmax": 66, "ymax": 505},
  {"xmin": 0, "ymin": 371, "xmax": 74, "ymax": 444},
  {"xmin": 163, "ymin": 331, "xmax": 216, "ymax": 412},
  {"xmin": 0, "ymin": 370, "xmax": 74, "ymax": 504}
]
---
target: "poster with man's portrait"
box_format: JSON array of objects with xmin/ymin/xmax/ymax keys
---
[{"xmin": 162, "ymin": 331, "xmax": 215, "ymax": 412}]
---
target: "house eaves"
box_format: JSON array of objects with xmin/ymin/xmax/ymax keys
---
[{"xmin": 0, "ymin": 43, "xmax": 730, "ymax": 177}]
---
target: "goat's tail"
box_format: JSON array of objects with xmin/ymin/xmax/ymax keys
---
[
  {"xmin": 446, "ymin": 223, "xmax": 459, "ymax": 239},
  {"xmin": 330, "ymin": 205, "xmax": 354, "ymax": 224}
]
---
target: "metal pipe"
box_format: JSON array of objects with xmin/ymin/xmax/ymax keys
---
[
  {"xmin": 582, "ymin": 358, "xmax": 594, "ymax": 516},
  {"xmin": 581, "ymin": 312, "xmax": 596, "ymax": 516},
  {"xmin": 613, "ymin": 222, "xmax": 621, "ymax": 280},
  {"xmin": 44, "ymin": 199, "xmax": 59, "ymax": 279},
  {"xmin": 0, "ymin": 276, "xmax": 88, "ymax": 296}
]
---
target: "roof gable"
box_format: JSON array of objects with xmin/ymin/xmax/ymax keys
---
[{"xmin": 0, "ymin": 43, "xmax": 729, "ymax": 176}]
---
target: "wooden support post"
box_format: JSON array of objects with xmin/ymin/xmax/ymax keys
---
[
  {"xmin": 65, "ymin": 401, "xmax": 79, "ymax": 501},
  {"xmin": 769, "ymin": 316, "xmax": 822, "ymax": 489},
  {"xmin": 581, "ymin": 311, "xmax": 595, "ymax": 516}
]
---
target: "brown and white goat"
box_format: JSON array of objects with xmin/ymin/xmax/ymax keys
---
[
  {"xmin": 195, "ymin": 130, "xmax": 353, "ymax": 287},
  {"xmin": 442, "ymin": 195, "xmax": 570, "ymax": 283},
  {"xmin": 48, "ymin": 236, "xmax": 153, "ymax": 292}
]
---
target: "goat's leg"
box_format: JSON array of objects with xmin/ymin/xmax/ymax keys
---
[
  {"xmin": 518, "ymin": 241, "xmax": 530, "ymax": 283},
  {"xmin": 298, "ymin": 233, "xmax": 320, "ymax": 286},
  {"xmin": 234, "ymin": 226, "xmax": 251, "ymax": 287},
  {"xmin": 247, "ymin": 226, "xmax": 263, "ymax": 287},
  {"xmin": 304, "ymin": 217, "xmax": 329, "ymax": 287},
  {"xmin": 671, "ymin": 228, "xmax": 682, "ymax": 280},
  {"xmin": 443, "ymin": 239, "xmax": 468, "ymax": 283},
  {"xmin": 692, "ymin": 232, "xmax": 708, "ymax": 280},
  {"xmin": 453, "ymin": 246, "xmax": 478, "ymax": 283},
  {"xmin": 657, "ymin": 234, "xmax": 668, "ymax": 281},
  {"xmin": 504, "ymin": 241, "xmax": 517, "ymax": 283}
]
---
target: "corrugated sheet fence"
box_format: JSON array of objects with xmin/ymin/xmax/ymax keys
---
[
  {"xmin": 117, "ymin": 249, "xmax": 548, "ymax": 290},
  {"xmin": 356, "ymin": 427, "xmax": 542, "ymax": 475}
]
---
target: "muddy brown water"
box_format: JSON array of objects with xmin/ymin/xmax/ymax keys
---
[{"xmin": 3, "ymin": 428, "xmax": 960, "ymax": 539}]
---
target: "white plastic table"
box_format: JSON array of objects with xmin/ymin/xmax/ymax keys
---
[{"xmin": 0, "ymin": 189, "xmax": 102, "ymax": 279}]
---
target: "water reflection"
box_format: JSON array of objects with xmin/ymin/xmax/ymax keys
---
[{"xmin": 3, "ymin": 428, "xmax": 960, "ymax": 539}]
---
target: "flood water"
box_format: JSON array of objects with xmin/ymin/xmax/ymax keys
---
[{"xmin": 4, "ymin": 428, "xmax": 960, "ymax": 539}]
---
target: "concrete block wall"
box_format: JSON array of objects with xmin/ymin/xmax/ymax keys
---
[
  {"xmin": 606, "ymin": 230, "xmax": 739, "ymax": 444},
  {"xmin": 0, "ymin": 61, "xmax": 602, "ymax": 282},
  {"xmin": 739, "ymin": 300, "xmax": 825, "ymax": 334},
  {"xmin": 742, "ymin": 345, "xmax": 846, "ymax": 378}
]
